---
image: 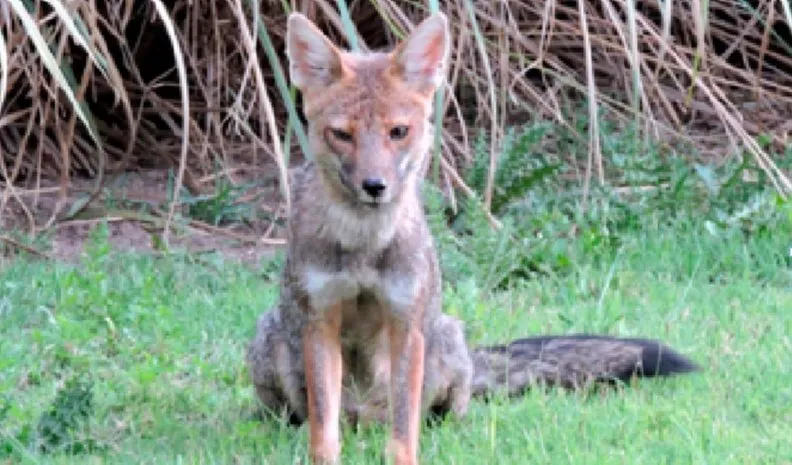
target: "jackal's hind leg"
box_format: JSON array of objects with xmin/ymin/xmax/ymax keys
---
[
  {"xmin": 247, "ymin": 309, "xmax": 308, "ymax": 426},
  {"xmin": 422, "ymin": 314, "xmax": 474, "ymax": 422}
]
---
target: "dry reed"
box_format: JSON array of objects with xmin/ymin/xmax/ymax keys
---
[{"xmin": 1, "ymin": 0, "xmax": 791, "ymax": 233}]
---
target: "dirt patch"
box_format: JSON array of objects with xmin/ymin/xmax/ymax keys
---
[
  {"xmin": 1, "ymin": 168, "xmax": 287, "ymax": 267},
  {"xmin": 47, "ymin": 219, "xmax": 282, "ymax": 266}
]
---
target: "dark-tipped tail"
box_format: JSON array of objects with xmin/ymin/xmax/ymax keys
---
[{"xmin": 470, "ymin": 334, "xmax": 699, "ymax": 397}]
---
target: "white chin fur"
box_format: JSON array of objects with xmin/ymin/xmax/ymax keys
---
[{"xmin": 321, "ymin": 202, "xmax": 398, "ymax": 251}]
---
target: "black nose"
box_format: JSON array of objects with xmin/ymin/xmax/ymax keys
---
[{"xmin": 361, "ymin": 177, "xmax": 387, "ymax": 198}]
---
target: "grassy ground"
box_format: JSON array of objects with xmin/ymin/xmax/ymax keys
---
[{"xmin": 1, "ymin": 208, "xmax": 791, "ymax": 464}]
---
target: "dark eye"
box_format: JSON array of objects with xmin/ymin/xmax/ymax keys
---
[
  {"xmin": 330, "ymin": 128, "xmax": 353, "ymax": 143},
  {"xmin": 389, "ymin": 125, "xmax": 409, "ymax": 141}
]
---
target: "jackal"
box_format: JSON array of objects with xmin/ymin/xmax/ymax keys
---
[{"xmin": 246, "ymin": 11, "xmax": 698, "ymax": 465}]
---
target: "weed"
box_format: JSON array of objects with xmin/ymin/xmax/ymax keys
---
[
  {"xmin": 167, "ymin": 168, "xmax": 263, "ymax": 226},
  {"xmin": 34, "ymin": 374, "xmax": 97, "ymax": 454}
]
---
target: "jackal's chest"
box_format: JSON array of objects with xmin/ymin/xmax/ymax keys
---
[{"xmin": 300, "ymin": 266, "xmax": 416, "ymax": 314}]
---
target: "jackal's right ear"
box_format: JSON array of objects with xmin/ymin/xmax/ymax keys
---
[{"xmin": 286, "ymin": 13, "xmax": 346, "ymax": 90}]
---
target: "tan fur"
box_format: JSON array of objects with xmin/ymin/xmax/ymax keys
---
[{"xmin": 246, "ymin": 11, "xmax": 698, "ymax": 465}]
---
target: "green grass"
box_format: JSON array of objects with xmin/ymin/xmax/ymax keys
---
[
  {"xmin": 2, "ymin": 122, "xmax": 792, "ymax": 464},
  {"xmin": 1, "ymin": 213, "xmax": 791, "ymax": 464}
]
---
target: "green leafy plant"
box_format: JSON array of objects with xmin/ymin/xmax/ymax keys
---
[{"xmin": 34, "ymin": 373, "xmax": 97, "ymax": 454}]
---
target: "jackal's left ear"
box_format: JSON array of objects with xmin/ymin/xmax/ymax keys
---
[
  {"xmin": 286, "ymin": 13, "xmax": 346, "ymax": 90},
  {"xmin": 391, "ymin": 13, "xmax": 450, "ymax": 95}
]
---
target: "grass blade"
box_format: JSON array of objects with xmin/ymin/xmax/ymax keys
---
[
  {"xmin": 245, "ymin": 0, "xmax": 311, "ymax": 163},
  {"xmin": 781, "ymin": 0, "xmax": 792, "ymax": 37},
  {"xmin": 335, "ymin": 0, "xmax": 359, "ymax": 51},
  {"xmin": 5, "ymin": 0, "xmax": 100, "ymax": 145},
  {"xmin": 234, "ymin": 0, "xmax": 290, "ymax": 213},
  {"xmin": 462, "ymin": 0, "xmax": 499, "ymax": 213},
  {"xmin": 429, "ymin": 0, "xmax": 443, "ymax": 186},
  {"xmin": 148, "ymin": 0, "xmax": 190, "ymax": 246},
  {"xmin": 577, "ymin": 0, "xmax": 603, "ymax": 210},
  {"xmin": 41, "ymin": 0, "xmax": 109, "ymax": 78},
  {"xmin": 0, "ymin": 28, "xmax": 8, "ymax": 113}
]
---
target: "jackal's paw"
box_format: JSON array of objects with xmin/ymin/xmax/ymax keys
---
[
  {"xmin": 309, "ymin": 439, "xmax": 340, "ymax": 465},
  {"xmin": 310, "ymin": 448, "xmax": 340, "ymax": 465},
  {"xmin": 385, "ymin": 439, "xmax": 417, "ymax": 465}
]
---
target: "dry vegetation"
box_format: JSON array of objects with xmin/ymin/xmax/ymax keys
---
[{"xmin": 1, "ymin": 0, "xmax": 792, "ymax": 239}]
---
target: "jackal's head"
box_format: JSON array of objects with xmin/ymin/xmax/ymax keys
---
[{"xmin": 286, "ymin": 12, "xmax": 450, "ymax": 207}]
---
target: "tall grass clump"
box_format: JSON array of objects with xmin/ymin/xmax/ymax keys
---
[{"xmin": 1, "ymin": 0, "xmax": 792, "ymax": 233}]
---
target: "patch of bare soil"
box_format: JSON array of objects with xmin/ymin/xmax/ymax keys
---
[{"xmin": 1, "ymin": 168, "xmax": 287, "ymax": 267}]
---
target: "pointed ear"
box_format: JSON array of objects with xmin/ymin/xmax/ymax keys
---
[
  {"xmin": 391, "ymin": 13, "xmax": 451, "ymax": 95},
  {"xmin": 286, "ymin": 13, "xmax": 346, "ymax": 90}
]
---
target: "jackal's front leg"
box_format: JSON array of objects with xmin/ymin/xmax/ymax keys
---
[
  {"xmin": 303, "ymin": 303, "xmax": 343, "ymax": 464},
  {"xmin": 387, "ymin": 319, "xmax": 425, "ymax": 465}
]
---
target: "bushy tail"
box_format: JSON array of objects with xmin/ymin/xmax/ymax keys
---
[{"xmin": 470, "ymin": 334, "xmax": 699, "ymax": 397}]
